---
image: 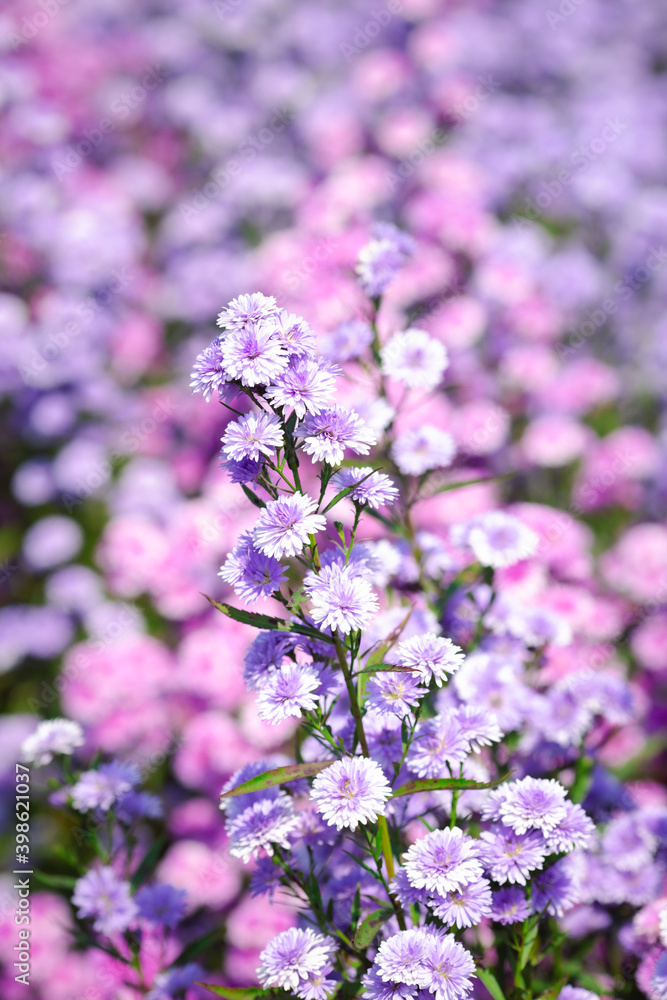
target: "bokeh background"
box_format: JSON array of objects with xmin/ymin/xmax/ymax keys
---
[{"xmin": 1, "ymin": 0, "xmax": 667, "ymax": 997}]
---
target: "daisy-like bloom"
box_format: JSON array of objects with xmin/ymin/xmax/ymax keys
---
[
  {"xmin": 257, "ymin": 661, "xmax": 321, "ymax": 724},
  {"xmin": 601, "ymin": 813, "xmax": 657, "ymax": 873},
  {"xmin": 305, "ymin": 563, "xmax": 379, "ymax": 634},
  {"xmin": 219, "ymin": 531, "xmax": 287, "ymax": 603},
  {"xmin": 221, "ymin": 411, "xmax": 284, "ymax": 462},
  {"xmin": 479, "ymin": 827, "xmax": 547, "ymax": 886},
  {"xmin": 374, "ymin": 928, "xmax": 431, "ymax": 987},
  {"xmin": 558, "ymin": 989, "xmax": 600, "ymax": 1000},
  {"xmin": 265, "ymin": 357, "xmax": 338, "ymax": 418},
  {"xmin": 135, "ymin": 884, "xmax": 187, "ymax": 929},
  {"xmin": 381, "ymin": 328, "xmax": 449, "ymax": 390},
  {"xmin": 365, "ymin": 671, "xmax": 427, "ymax": 719},
  {"xmin": 310, "ymin": 756, "xmax": 391, "ymax": 831},
  {"xmin": 499, "ymin": 776, "xmax": 568, "ymax": 836},
  {"xmin": 390, "ymin": 633, "xmax": 465, "ymax": 686},
  {"xmin": 456, "ymin": 705, "xmax": 503, "ymax": 751},
  {"xmin": 421, "ymin": 929, "xmax": 477, "ymax": 1000},
  {"xmin": 220, "ymin": 321, "xmax": 289, "ymax": 386},
  {"xmin": 545, "ymin": 801, "xmax": 596, "ymax": 854},
  {"xmin": 190, "ymin": 337, "xmax": 230, "ymax": 401},
  {"xmin": 362, "ymin": 968, "xmax": 420, "ymax": 1000},
  {"xmin": 264, "ymin": 310, "xmax": 317, "ymax": 358},
  {"xmin": 219, "ymin": 760, "xmax": 282, "ymax": 819},
  {"xmin": 253, "ymin": 492, "xmax": 326, "ymax": 559},
  {"xmin": 243, "ymin": 632, "xmax": 300, "ymax": 690},
  {"xmin": 217, "ymin": 292, "xmax": 279, "ymax": 331},
  {"xmin": 322, "ymin": 319, "xmax": 374, "ymax": 363},
  {"xmin": 365, "ymin": 712, "xmax": 404, "ymax": 775},
  {"xmin": 356, "ymin": 224, "xmax": 415, "ymax": 298},
  {"xmin": 531, "ymin": 859, "xmax": 580, "ymax": 918},
  {"xmin": 221, "ymin": 454, "xmax": 266, "ymax": 485},
  {"xmin": 21, "ymin": 717, "xmax": 84, "ymax": 765},
  {"xmin": 257, "ymin": 928, "xmax": 336, "ymax": 995},
  {"xmin": 71, "ymin": 762, "xmax": 140, "ymax": 813},
  {"xmin": 297, "ymin": 406, "xmax": 377, "ymax": 466},
  {"xmin": 227, "ymin": 794, "xmax": 300, "ymax": 863},
  {"xmin": 490, "ymin": 886, "xmax": 532, "ymax": 925},
  {"xmin": 329, "ymin": 466, "xmax": 399, "ymax": 509},
  {"xmin": 391, "ymin": 425, "xmax": 456, "ymax": 476},
  {"xmin": 402, "ymin": 827, "xmax": 483, "ymax": 896},
  {"xmin": 390, "ymin": 868, "xmax": 430, "ymax": 909},
  {"xmin": 429, "ymin": 877, "xmax": 493, "ymax": 929},
  {"xmin": 296, "ymin": 967, "xmax": 338, "ymax": 1000},
  {"xmin": 407, "ymin": 714, "xmax": 471, "ymax": 778},
  {"xmin": 72, "ymin": 867, "xmax": 138, "ymax": 936},
  {"xmin": 453, "ymin": 511, "xmax": 539, "ymax": 569}
]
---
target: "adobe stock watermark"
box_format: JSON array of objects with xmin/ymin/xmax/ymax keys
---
[
  {"xmin": 52, "ymin": 66, "xmax": 165, "ymax": 178},
  {"xmin": 214, "ymin": 0, "xmax": 243, "ymax": 17},
  {"xmin": 180, "ymin": 107, "xmax": 295, "ymax": 220},
  {"xmin": 6, "ymin": 0, "xmax": 73, "ymax": 51},
  {"xmin": 340, "ymin": 1, "xmax": 404, "ymax": 64},
  {"xmin": 546, "ymin": 0, "xmax": 586, "ymax": 29},
  {"xmin": 281, "ymin": 238, "xmax": 339, "ymax": 292}
]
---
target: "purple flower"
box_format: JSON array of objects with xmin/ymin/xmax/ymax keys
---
[
  {"xmin": 257, "ymin": 928, "xmax": 336, "ymax": 994},
  {"xmin": 391, "ymin": 425, "xmax": 456, "ymax": 476},
  {"xmin": 381, "ymin": 328, "xmax": 449, "ymax": 390},
  {"xmin": 421, "ymin": 929, "xmax": 477, "ymax": 1000},
  {"xmin": 266, "ymin": 357, "xmax": 338, "ymax": 418},
  {"xmin": 264, "ymin": 310, "xmax": 317, "ymax": 358},
  {"xmin": 257, "ymin": 661, "xmax": 322, "ymax": 723},
  {"xmin": 490, "ymin": 887, "xmax": 531, "ymax": 925},
  {"xmin": 356, "ymin": 225, "xmax": 414, "ymax": 298},
  {"xmin": 365, "ymin": 712, "xmax": 404, "ymax": 774},
  {"xmin": 135, "ymin": 883, "xmax": 187, "ymax": 928},
  {"xmin": 305, "ymin": 563, "xmax": 379, "ymax": 634},
  {"xmin": 479, "ymin": 827, "xmax": 547, "ymax": 885},
  {"xmin": 219, "ymin": 760, "xmax": 283, "ymax": 820},
  {"xmin": 297, "ymin": 406, "xmax": 376, "ymax": 465},
  {"xmin": 243, "ymin": 632, "xmax": 300, "ymax": 690},
  {"xmin": 115, "ymin": 791, "xmax": 162, "ymax": 824},
  {"xmin": 390, "ymin": 633, "xmax": 464, "ymax": 686},
  {"xmin": 221, "ymin": 411, "xmax": 284, "ymax": 462},
  {"xmin": 452, "ymin": 512, "xmax": 538, "ymax": 569},
  {"xmin": 532, "ymin": 859, "xmax": 581, "ymax": 917},
  {"xmin": 329, "ymin": 466, "xmax": 399, "ymax": 509},
  {"xmin": 366, "ymin": 671, "xmax": 427, "ymax": 718},
  {"xmin": 310, "ymin": 757, "xmax": 391, "ymax": 830},
  {"xmin": 253, "ymin": 492, "xmax": 326, "ymax": 559},
  {"xmin": 221, "ymin": 454, "xmax": 266, "ymax": 485},
  {"xmin": 221, "ymin": 322, "xmax": 289, "ymax": 386},
  {"xmin": 651, "ymin": 953, "xmax": 667, "ymax": 1000},
  {"xmin": 71, "ymin": 762, "xmax": 140, "ymax": 813},
  {"xmin": 499, "ymin": 777, "xmax": 568, "ymax": 836},
  {"xmin": 146, "ymin": 964, "xmax": 204, "ymax": 1000},
  {"xmin": 558, "ymin": 989, "xmax": 600, "ymax": 1000},
  {"xmin": 190, "ymin": 337, "xmax": 230, "ymax": 401},
  {"xmin": 362, "ymin": 968, "xmax": 417, "ymax": 1000},
  {"xmin": 21, "ymin": 718, "xmax": 84, "ymax": 766},
  {"xmin": 545, "ymin": 801, "xmax": 595, "ymax": 853},
  {"xmin": 323, "ymin": 319, "xmax": 374, "ymax": 363},
  {"xmin": 429, "ymin": 877, "xmax": 493, "ymax": 928},
  {"xmin": 456, "ymin": 706, "xmax": 503, "ymax": 751},
  {"xmin": 72, "ymin": 867, "xmax": 138, "ymax": 936},
  {"xmin": 601, "ymin": 812, "xmax": 657, "ymax": 873},
  {"xmin": 217, "ymin": 292, "xmax": 279, "ymax": 331},
  {"xmin": 402, "ymin": 828, "xmax": 483, "ymax": 896},
  {"xmin": 219, "ymin": 531, "xmax": 287, "ymax": 603},
  {"xmin": 375, "ymin": 929, "xmax": 431, "ymax": 988},
  {"xmin": 407, "ymin": 714, "xmax": 471, "ymax": 778},
  {"xmin": 227, "ymin": 794, "xmax": 300, "ymax": 863}
]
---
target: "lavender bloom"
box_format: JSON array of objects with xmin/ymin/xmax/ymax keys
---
[
  {"xmin": 532, "ymin": 859, "xmax": 580, "ymax": 917},
  {"xmin": 362, "ymin": 968, "xmax": 417, "ymax": 1000},
  {"xmin": 391, "ymin": 425, "xmax": 456, "ymax": 476},
  {"xmin": 146, "ymin": 964, "xmax": 204, "ymax": 1000},
  {"xmin": 221, "ymin": 322, "xmax": 289, "ymax": 386},
  {"xmin": 407, "ymin": 714, "xmax": 471, "ymax": 778},
  {"xmin": 115, "ymin": 791, "xmax": 162, "ymax": 824},
  {"xmin": 375, "ymin": 929, "xmax": 431, "ymax": 988},
  {"xmin": 545, "ymin": 801, "xmax": 596, "ymax": 853},
  {"xmin": 219, "ymin": 531, "xmax": 287, "ymax": 603},
  {"xmin": 390, "ymin": 868, "xmax": 430, "ymax": 908},
  {"xmin": 601, "ymin": 812, "xmax": 657, "ymax": 873},
  {"xmin": 490, "ymin": 887, "xmax": 532, "ymax": 925},
  {"xmin": 21, "ymin": 718, "xmax": 84, "ymax": 765},
  {"xmin": 365, "ymin": 712, "xmax": 404, "ymax": 774},
  {"xmin": 305, "ymin": 563, "xmax": 379, "ymax": 634},
  {"xmin": 329, "ymin": 466, "xmax": 399, "ymax": 509},
  {"xmin": 421, "ymin": 930, "xmax": 477, "ymax": 1000},
  {"xmin": 265, "ymin": 310, "xmax": 317, "ymax": 358},
  {"xmin": 390, "ymin": 633, "xmax": 464, "ymax": 686},
  {"xmin": 221, "ymin": 411, "xmax": 284, "ymax": 462},
  {"xmin": 266, "ymin": 357, "xmax": 338, "ymax": 418},
  {"xmin": 365, "ymin": 671, "xmax": 427, "ymax": 718},
  {"xmin": 456, "ymin": 706, "xmax": 503, "ymax": 751},
  {"xmin": 558, "ymin": 989, "xmax": 600, "ymax": 1000},
  {"xmin": 221, "ymin": 455, "xmax": 266, "ymax": 485},
  {"xmin": 257, "ymin": 928, "xmax": 336, "ymax": 994},
  {"xmin": 402, "ymin": 828, "xmax": 483, "ymax": 895},
  {"xmin": 257, "ymin": 661, "xmax": 322, "ymax": 723},
  {"xmin": 499, "ymin": 776, "xmax": 568, "ymax": 836},
  {"xmin": 190, "ymin": 337, "xmax": 230, "ymax": 401},
  {"xmin": 135, "ymin": 884, "xmax": 187, "ymax": 928},
  {"xmin": 72, "ymin": 867, "xmax": 138, "ymax": 936},
  {"xmin": 356, "ymin": 225, "xmax": 414, "ymax": 298},
  {"xmin": 219, "ymin": 760, "xmax": 283, "ymax": 820},
  {"xmin": 323, "ymin": 319, "xmax": 374, "ymax": 363},
  {"xmin": 429, "ymin": 877, "xmax": 493, "ymax": 928},
  {"xmin": 253, "ymin": 492, "xmax": 326, "ymax": 559},
  {"xmin": 479, "ymin": 827, "xmax": 547, "ymax": 885},
  {"xmin": 217, "ymin": 293, "xmax": 279, "ymax": 331},
  {"xmin": 381, "ymin": 328, "xmax": 449, "ymax": 390},
  {"xmin": 71, "ymin": 762, "xmax": 140, "ymax": 813},
  {"xmin": 227, "ymin": 794, "xmax": 300, "ymax": 863},
  {"xmin": 651, "ymin": 953, "xmax": 667, "ymax": 1000},
  {"xmin": 452, "ymin": 512, "xmax": 538, "ymax": 569},
  {"xmin": 297, "ymin": 406, "xmax": 377, "ymax": 465},
  {"xmin": 310, "ymin": 757, "xmax": 391, "ymax": 830},
  {"xmin": 243, "ymin": 632, "xmax": 300, "ymax": 689}
]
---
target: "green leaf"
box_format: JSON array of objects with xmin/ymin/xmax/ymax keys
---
[
  {"xmin": 203, "ymin": 595, "xmax": 333, "ymax": 643},
  {"xmin": 353, "ymin": 906, "xmax": 395, "ymax": 949},
  {"xmin": 420, "ymin": 473, "xmax": 512, "ymax": 500},
  {"xmin": 33, "ymin": 871, "xmax": 78, "ymax": 889},
  {"xmin": 519, "ymin": 919, "xmax": 539, "ymax": 971},
  {"xmin": 220, "ymin": 760, "xmax": 337, "ymax": 800},
  {"xmin": 350, "ymin": 883, "xmax": 362, "ymax": 931},
  {"xmin": 320, "ymin": 471, "xmax": 375, "ymax": 514},
  {"xmin": 476, "ymin": 968, "xmax": 507, "ymax": 1000},
  {"xmin": 241, "ymin": 485, "xmax": 266, "ymax": 510},
  {"xmin": 196, "ymin": 986, "xmax": 276, "ymax": 1000},
  {"xmin": 390, "ymin": 773, "xmax": 512, "ymax": 799},
  {"xmin": 359, "ymin": 663, "xmax": 421, "ymax": 674}
]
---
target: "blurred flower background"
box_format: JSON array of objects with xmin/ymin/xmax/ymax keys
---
[{"xmin": 1, "ymin": 0, "xmax": 666, "ymax": 997}]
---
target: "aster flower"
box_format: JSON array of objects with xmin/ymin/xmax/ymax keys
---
[
  {"xmin": 264, "ymin": 310, "xmax": 317, "ymax": 358},
  {"xmin": 532, "ymin": 859, "xmax": 580, "ymax": 917},
  {"xmin": 407, "ymin": 714, "xmax": 471, "ymax": 778},
  {"xmin": 217, "ymin": 292, "xmax": 279, "ymax": 331},
  {"xmin": 499, "ymin": 776, "xmax": 568, "ymax": 836},
  {"xmin": 356, "ymin": 225, "xmax": 414, "ymax": 298},
  {"xmin": 221, "ymin": 411, "xmax": 284, "ymax": 462},
  {"xmin": 558, "ymin": 989, "xmax": 600, "ymax": 1000},
  {"xmin": 72, "ymin": 867, "xmax": 138, "ymax": 936},
  {"xmin": 402, "ymin": 827, "xmax": 483, "ymax": 896},
  {"xmin": 227, "ymin": 794, "xmax": 300, "ymax": 862},
  {"xmin": 257, "ymin": 928, "xmax": 336, "ymax": 993},
  {"xmin": 381, "ymin": 328, "xmax": 449, "ymax": 390},
  {"xmin": 219, "ymin": 531, "xmax": 287, "ymax": 603},
  {"xmin": 456, "ymin": 705, "xmax": 503, "ymax": 751},
  {"xmin": 135, "ymin": 884, "xmax": 187, "ymax": 928},
  {"xmin": 219, "ymin": 760, "xmax": 283, "ymax": 819},
  {"xmin": 545, "ymin": 801, "xmax": 596, "ymax": 853},
  {"xmin": 305, "ymin": 563, "xmax": 379, "ymax": 634},
  {"xmin": 390, "ymin": 633, "xmax": 464, "ymax": 686},
  {"xmin": 310, "ymin": 756, "xmax": 391, "ymax": 831},
  {"xmin": 453, "ymin": 511, "xmax": 539, "ymax": 569},
  {"xmin": 601, "ymin": 813, "xmax": 657, "ymax": 873},
  {"xmin": 391, "ymin": 425, "xmax": 456, "ymax": 476},
  {"xmin": 265, "ymin": 357, "xmax": 338, "ymax": 418},
  {"xmin": 221, "ymin": 454, "xmax": 266, "ymax": 485},
  {"xmin": 651, "ymin": 953, "xmax": 667, "ymax": 1000},
  {"xmin": 362, "ymin": 968, "xmax": 419, "ymax": 1000},
  {"xmin": 220, "ymin": 322, "xmax": 289, "ymax": 386},
  {"xmin": 21, "ymin": 717, "xmax": 84, "ymax": 765},
  {"xmin": 365, "ymin": 712, "xmax": 404, "ymax": 775},
  {"xmin": 329, "ymin": 466, "xmax": 399, "ymax": 509},
  {"xmin": 490, "ymin": 886, "xmax": 532, "ymax": 925},
  {"xmin": 253, "ymin": 492, "xmax": 326, "ymax": 559},
  {"xmin": 421, "ymin": 930, "xmax": 477, "ymax": 1000},
  {"xmin": 322, "ymin": 319, "xmax": 374, "ymax": 363},
  {"xmin": 366, "ymin": 671, "xmax": 427, "ymax": 718},
  {"xmin": 479, "ymin": 827, "xmax": 547, "ymax": 885},
  {"xmin": 147, "ymin": 964, "xmax": 204, "ymax": 1000},
  {"xmin": 71, "ymin": 762, "xmax": 140, "ymax": 813},
  {"xmin": 429, "ymin": 877, "xmax": 493, "ymax": 929},
  {"xmin": 257, "ymin": 661, "xmax": 322, "ymax": 723},
  {"xmin": 243, "ymin": 632, "xmax": 300, "ymax": 690},
  {"xmin": 390, "ymin": 867, "xmax": 430, "ymax": 908},
  {"xmin": 190, "ymin": 337, "xmax": 231, "ymax": 401},
  {"xmin": 376, "ymin": 929, "xmax": 432, "ymax": 988},
  {"xmin": 297, "ymin": 407, "xmax": 377, "ymax": 465}
]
